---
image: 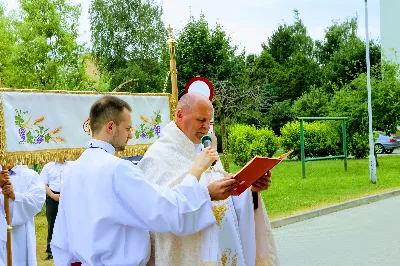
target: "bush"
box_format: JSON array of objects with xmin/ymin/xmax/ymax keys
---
[
  {"xmin": 280, "ymin": 121, "xmax": 341, "ymax": 159},
  {"xmin": 348, "ymin": 132, "xmax": 369, "ymax": 159},
  {"xmin": 229, "ymin": 124, "xmax": 279, "ymax": 167}
]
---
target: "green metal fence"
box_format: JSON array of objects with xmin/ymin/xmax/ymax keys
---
[{"xmin": 298, "ymin": 117, "xmax": 348, "ymax": 178}]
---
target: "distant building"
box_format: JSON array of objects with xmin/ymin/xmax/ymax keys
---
[{"xmin": 380, "ymin": 0, "xmax": 400, "ymax": 63}]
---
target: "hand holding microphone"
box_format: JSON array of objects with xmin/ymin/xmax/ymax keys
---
[
  {"xmin": 201, "ymin": 134, "xmax": 217, "ymax": 166},
  {"xmin": 189, "ymin": 146, "xmax": 220, "ymax": 180}
]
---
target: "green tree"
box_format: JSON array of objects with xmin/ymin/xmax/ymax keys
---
[
  {"xmin": 266, "ymin": 100, "xmax": 295, "ymax": 135},
  {"xmin": 213, "ymin": 80, "xmax": 262, "ymax": 172},
  {"xmin": 315, "ymin": 17, "xmax": 358, "ymax": 65},
  {"xmin": 247, "ymin": 50, "xmax": 277, "ymax": 89},
  {"xmin": 328, "ymin": 61, "xmax": 400, "ymax": 158},
  {"xmin": 323, "ymin": 37, "xmax": 381, "ymax": 93},
  {"xmin": 90, "ymin": 0, "xmax": 167, "ymax": 92},
  {"xmin": 249, "ymin": 10, "xmax": 321, "ymax": 103},
  {"xmin": 2, "ymin": 0, "xmax": 90, "ymax": 90},
  {"xmin": 175, "ymin": 14, "xmax": 244, "ymax": 96},
  {"xmin": 0, "ymin": 3, "xmax": 15, "ymax": 85},
  {"xmin": 264, "ymin": 9, "xmax": 314, "ymax": 64},
  {"xmin": 260, "ymin": 82, "xmax": 275, "ymax": 113},
  {"xmin": 269, "ymin": 52, "xmax": 322, "ymax": 102},
  {"xmin": 292, "ymin": 86, "xmax": 330, "ymax": 117}
]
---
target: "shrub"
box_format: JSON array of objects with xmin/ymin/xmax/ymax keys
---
[
  {"xmin": 229, "ymin": 124, "xmax": 279, "ymax": 167},
  {"xmin": 348, "ymin": 132, "xmax": 369, "ymax": 159},
  {"xmin": 280, "ymin": 121, "xmax": 342, "ymax": 159}
]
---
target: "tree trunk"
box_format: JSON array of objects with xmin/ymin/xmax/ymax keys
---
[
  {"xmin": 374, "ymin": 148, "xmax": 379, "ymax": 167},
  {"xmin": 221, "ymin": 114, "xmax": 230, "ymax": 172}
]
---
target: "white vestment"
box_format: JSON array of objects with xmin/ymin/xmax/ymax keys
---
[
  {"xmin": 0, "ymin": 209, "xmax": 7, "ymax": 266},
  {"xmin": 138, "ymin": 122, "xmax": 279, "ymax": 266},
  {"xmin": 51, "ymin": 139, "xmax": 216, "ymax": 266},
  {"xmin": 0, "ymin": 165, "xmax": 46, "ymax": 266},
  {"xmin": 40, "ymin": 161, "xmax": 73, "ymax": 192}
]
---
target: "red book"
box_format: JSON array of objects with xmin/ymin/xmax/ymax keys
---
[{"xmin": 232, "ymin": 150, "xmax": 293, "ymax": 196}]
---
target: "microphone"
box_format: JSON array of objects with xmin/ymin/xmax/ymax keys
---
[{"xmin": 200, "ymin": 134, "xmax": 216, "ymax": 166}]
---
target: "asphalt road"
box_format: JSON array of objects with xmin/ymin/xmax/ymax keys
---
[{"xmin": 273, "ymin": 196, "xmax": 400, "ymax": 266}]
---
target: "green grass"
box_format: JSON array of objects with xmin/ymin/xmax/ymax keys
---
[
  {"xmin": 35, "ymin": 215, "xmax": 53, "ymax": 266},
  {"xmin": 226, "ymin": 155, "xmax": 400, "ymax": 219}
]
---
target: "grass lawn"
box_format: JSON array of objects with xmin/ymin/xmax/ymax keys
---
[
  {"xmin": 229, "ymin": 155, "xmax": 400, "ymax": 219},
  {"xmin": 34, "ymin": 154, "xmax": 400, "ymax": 265},
  {"xmin": 35, "ymin": 215, "xmax": 53, "ymax": 266}
]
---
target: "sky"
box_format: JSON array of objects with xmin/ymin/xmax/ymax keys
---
[{"xmin": 2, "ymin": 0, "xmax": 381, "ymax": 55}]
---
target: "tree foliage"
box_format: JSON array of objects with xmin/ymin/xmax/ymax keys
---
[
  {"xmin": 175, "ymin": 14, "xmax": 244, "ymax": 96},
  {"xmin": 266, "ymin": 100, "xmax": 295, "ymax": 135},
  {"xmin": 90, "ymin": 0, "xmax": 167, "ymax": 92},
  {"xmin": 315, "ymin": 17, "xmax": 358, "ymax": 65},
  {"xmin": 323, "ymin": 37, "xmax": 381, "ymax": 93},
  {"xmin": 264, "ymin": 9, "xmax": 314, "ymax": 64},
  {"xmin": 327, "ymin": 61, "xmax": 400, "ymax": 158},
  {"xmin": 292, "ymin": 86, "xmax": 330, "ymax": 118},
  {"xmin": 1, "ymin": 0, "xmax": 90, "ymax": 90}
]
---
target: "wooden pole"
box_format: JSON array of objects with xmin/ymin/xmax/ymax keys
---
[
  {"xmin": 167, "ymin": 25, "xmax": 178, "ymax": 106},
  {"xmin": 4, "ymin": 194, "xmax": 12, "ymax": 266}
]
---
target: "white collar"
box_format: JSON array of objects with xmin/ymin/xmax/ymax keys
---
[{"xmin": 85, "ymin": 139, "xmax": 116, "ymax": 155}]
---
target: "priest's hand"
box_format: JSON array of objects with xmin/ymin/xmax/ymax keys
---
[
  {"xmin": 189, "ymin": 147, "xmax": 219, "ymax": 180},
  {"xmin": 2, "ymin": 181, "xmax": 15, "ymax": 200},
  {"xmin": 208, "ymin": 176, "xmax": 239, "ymax": 201},
  {"xmin": 0, "ymin": 170, "xmax": 10, "ymax": 187},
  {"xmin": 251, "ymin": 171, "xmax": 272, "ymax": 193}
]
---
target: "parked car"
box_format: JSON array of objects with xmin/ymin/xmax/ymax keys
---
[{"xmin": 375, "ymin": 132, "xmax": 400, "ymax": 154}]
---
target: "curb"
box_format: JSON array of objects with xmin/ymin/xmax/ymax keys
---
[{"xmin": 270, "ymin": 189, "xmax": 400, "ymax": 229}]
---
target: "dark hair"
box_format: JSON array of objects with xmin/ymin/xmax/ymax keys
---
[{"xmin": 89, "ymin": 96, "xmax": 132, "ymax": 134}]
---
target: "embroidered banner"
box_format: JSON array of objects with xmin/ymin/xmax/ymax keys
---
[{"xmin": 0, "ymin": 89, "xmax": 176, "ymax": 165}]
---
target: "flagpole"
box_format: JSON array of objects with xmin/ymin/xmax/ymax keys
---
[
  {"xmin": 167, "ymin": 25, "xmax": 178, "ymax": 108},
  {"xmin": 5, "ymin": 194, "xmax": 12, "ymax": 266},
  {"xmin": 365, "ymin": 0, "xmax": 376, "ymax": 183}
]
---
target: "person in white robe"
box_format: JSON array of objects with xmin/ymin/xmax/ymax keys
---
[
  {"xmin": 0, "ymin": 164, "xmax": 46, "ymax": 266},
  {"xmin": 40, "ymin": 160, "xmax": 73, "ymax": 260},
  {"xmin": 51, "ymin": 96, "xmax": 237, "ymax": 266},
  {"xmin": 138, "ymin": 92, "xmax": 279, "ymax": 266},
  {"xmin": 0, "ymin": 169, "xmax": 10, "ymax": 266}
]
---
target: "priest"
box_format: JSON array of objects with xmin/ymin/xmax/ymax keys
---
[
  {"xmin": 138, "ymin": 92, "xmax": 279, "ymax": 266},
  {"xmin": 51, "ymin": 96, "xmax": 235, "ymax": 266},
  {"xmin": 0, "ymin": 164, "xmax": 46, "ymax": 266}
]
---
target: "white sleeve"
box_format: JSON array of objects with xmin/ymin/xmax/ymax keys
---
[
  {"xmin": 51, "ymin": 203, "xmax": 75, "ymax": 266},
  {"xmin": 60, "ymin": 163, "xmax": 73, "ymax": 192},
  {"xmin": 231, "ymin": 188, "xmax": 257, "ymax": 265},
  {"xmin": 113, "ymin": 162, "xmax": 216, "ymax": 236},
  {"xmin": 10, "ymin": 171, "xmax": 46, "ymax": 226},
  {"xmin": 39, "ymin": 163, "xmax": 51, "ymax": 185},
  {"xmin": 0, "ymin": 240, "xmax": 5, "ymax": 266}
]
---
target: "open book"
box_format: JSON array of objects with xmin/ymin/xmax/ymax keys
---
[{"xmin": 232, "ymin": 150, "xmax": 294, "ymax": 196}]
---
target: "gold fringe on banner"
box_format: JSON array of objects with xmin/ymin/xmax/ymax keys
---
[{"xmin": 0, "ymin": 88, "xmax": 175, "ymax": 166}]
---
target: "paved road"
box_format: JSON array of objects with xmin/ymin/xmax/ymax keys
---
[
  {"xmin": 379, "ymin": 148, "xmax": 400, "ymax": 156},
  {"xmin": 273, "ymin": 196, "xmax": 400, "ymax": 266}
]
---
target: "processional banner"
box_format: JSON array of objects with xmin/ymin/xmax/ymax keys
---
[{"xmin": 0, "ymin": 89, "xmax": 176, "ymax": 165}]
